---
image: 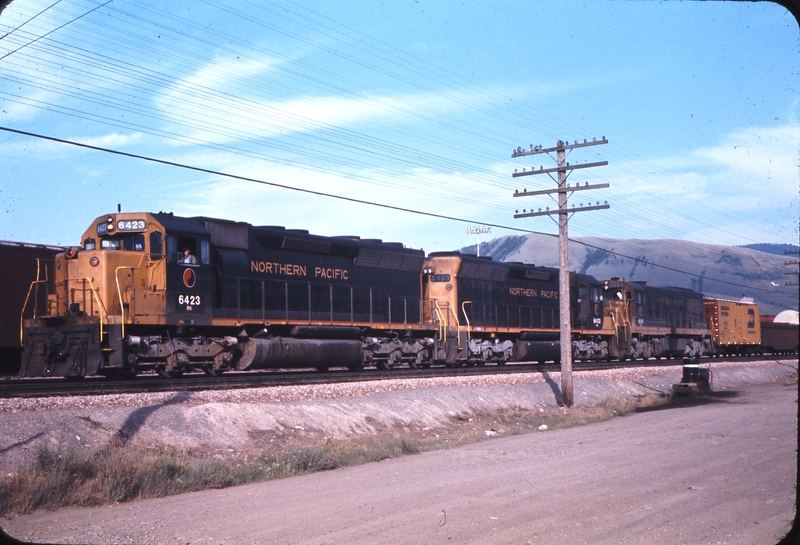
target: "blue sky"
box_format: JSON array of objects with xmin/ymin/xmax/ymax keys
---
[{"xmin": 1, "ymin": 0, "xmax": 798, "ymax": 253}]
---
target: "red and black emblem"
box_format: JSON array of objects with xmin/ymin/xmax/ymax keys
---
[{"xmin": 183, "ymin": 268, "xmax": 196, "ymax": 288}]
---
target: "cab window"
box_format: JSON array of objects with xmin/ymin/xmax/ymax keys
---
[
  {"xmin": 150, "ymin": 232, "xmax": 163, "ymax": 260},
  {"xmin": 166, "ymin": 237, "xmax": 209, "ymax": 264},
  {"xmin": 100, "ymin": 235, "xmax": 144, "ymax": 251},
  {"xmin": 124, "ymin": 235, "xmax": 145, "ymax": 251},
  {"xmin": 167, "ymin": 236, "xmax": 177, "ymax": 262},
  {"xmin": 176, "ymin": 238, "xmax": 198, "ymax": 264},
  {"xmin": 200, "ymin": 240, "xmax": 210, "ymax": 265}
]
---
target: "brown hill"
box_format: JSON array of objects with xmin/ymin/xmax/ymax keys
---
[{"xmin": 464, "ymin": 234, "xmax": 799, "ymax": 316}]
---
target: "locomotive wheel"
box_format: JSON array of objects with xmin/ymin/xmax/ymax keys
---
[
  {"xmin": 156, "ymin": 365, "xmax": 184, "ymax": 379},
  {"xmin": 202, "ymin": 364, "xmax": 225, "ymax": 377},
  {"xmin": 104, "ymin": 370, "xmax": 136, "ymax": 380},
  {"xmin": 376, "ymin": 349, "xmax": 402, "ymax": 371},
  {"xmin": 347, "ymin": 360, "xmax": 364, "ymax": 372}
]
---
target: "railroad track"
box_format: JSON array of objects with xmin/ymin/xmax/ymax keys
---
[{"xmin": 0, "ymin": 355, "xmax": 790, "ymax": 399}]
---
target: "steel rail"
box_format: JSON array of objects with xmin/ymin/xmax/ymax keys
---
[{"xmin": 0, "ymin": 355, "xmax": 793, "ymax": 399}]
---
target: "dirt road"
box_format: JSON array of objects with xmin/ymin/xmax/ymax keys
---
[{"xmin": 3, "ymin": 378, "xmax": 796, "ymax": 545}]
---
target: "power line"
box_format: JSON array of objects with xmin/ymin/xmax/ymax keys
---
[
  {"xmin": 0, "ymin": 0, "xmax": 113, "ymax": 62},
  {"xmin": 1, "ymin": 124, "xmax": 788, "ymax": 296}
]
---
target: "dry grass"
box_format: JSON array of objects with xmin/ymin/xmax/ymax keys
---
[{"xmin": 0, "ymin": 393, "xmax": 669, "ymax": 516}]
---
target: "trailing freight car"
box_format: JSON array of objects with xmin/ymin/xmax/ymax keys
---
[
  {"xmin": 0, "ymin": 241, "xmax": 61, "ymax": 374},
  {"xmin": 704, "ymin": 298, "xmax": 761, "ymax": 355},
  {"xmin": 760, "ymin": 317, "xmax": 799, "ymax": 355}
]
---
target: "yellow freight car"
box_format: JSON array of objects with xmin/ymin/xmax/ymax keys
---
[{"xmin": 703, "ymin": 298, "xmax": 761, "ymax": 355}]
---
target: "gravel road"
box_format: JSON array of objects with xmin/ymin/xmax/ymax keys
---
[{"xmin": 1, "ymin": 359, "xmax": 797, "ymax": 544}]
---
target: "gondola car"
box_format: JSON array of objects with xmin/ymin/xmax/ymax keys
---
[{"xmin": 759, "ymin": 315, "xmax": 799, "ymax": 355}]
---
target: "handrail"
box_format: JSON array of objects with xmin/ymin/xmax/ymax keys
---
[
  {"xmin": 83, "ymin": 277, "xmax": 107, "ymax": 342},
  {"xmin": 115, "ymin": 255, "xmax": 145, "ymax": 340},
  {"xmin": 432, "ymin": 300, "xmax": 447, "ymax": 340},
  {"xmin": 19, "ymin": 258, "xmax": 45, "ymax": 345},
  {"xmin": 461, "ymin": 300, "xmax": 472, "ymax": 342},
  {"xmin": 433, "ymin": 300, "xmax": 461, "ymax": 343}
]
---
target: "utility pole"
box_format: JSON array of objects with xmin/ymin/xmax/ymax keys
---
[
  {"xmin": 784, "ymin": 250, "xmax": 799, "ymax": 287},
  {"xmin": 465, "ymin": 226, "xmax": 491, "ymax": 257},
  {"xmin": 511, "ymin": 138, "xmax": 609, "ymax": 407}
]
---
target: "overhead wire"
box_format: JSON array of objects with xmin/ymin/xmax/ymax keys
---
[
  {"xmin": 0, "ymin": 124, "xmax": 791, "ymax": 297},
  {"xmin": 0, "ymin": 1, "xmax": 793, "ymax": 269}
]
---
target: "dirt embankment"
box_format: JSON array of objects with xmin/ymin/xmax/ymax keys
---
[{"xmin": 0, "ymin": 360, "xmax": 796, "ymax": 545}]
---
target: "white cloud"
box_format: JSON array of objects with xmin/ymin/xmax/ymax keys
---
[{"xmin": 73, "ymin": 132, "xmax": 146, "ymax": 148}]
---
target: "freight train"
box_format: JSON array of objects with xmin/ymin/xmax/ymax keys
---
[{"xmin": 13, "ymin": 212, "xmax": 799, "ymax": 378}]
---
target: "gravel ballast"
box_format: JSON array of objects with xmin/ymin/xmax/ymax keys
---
[{"xmin": 0, "ymin": 359, "xmax": 795, "ymax": 472}]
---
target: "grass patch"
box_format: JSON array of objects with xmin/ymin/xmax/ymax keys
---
[
  {"xmin": 0, "ymin": 394, "xmax": 669, "ymax": 516},
  {"xmin": 0, "ymin": 437, "xmax": 424, "ymax": 516}
]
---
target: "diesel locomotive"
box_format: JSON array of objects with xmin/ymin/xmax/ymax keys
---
[
  {"xmin": 600, "ymin": 278, "xmax": 713, "ymax": 361},
  {"xmin": 19, "ymin": 212, "xmax": 605, "ymax": 378}
]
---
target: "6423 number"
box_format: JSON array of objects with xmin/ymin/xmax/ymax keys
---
[{"xmin": 178, "ymin": 294, "xmax": 201, "ymax": 306}]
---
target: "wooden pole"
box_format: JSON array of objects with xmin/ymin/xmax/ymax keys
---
[{"xmin": 557, "ymin": 141, "xmax": 573, "ymax": 407}]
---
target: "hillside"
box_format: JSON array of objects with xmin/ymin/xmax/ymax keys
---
[{"xmin": 463, "ymin": 234, "xmax": 799, "ymax": 316}]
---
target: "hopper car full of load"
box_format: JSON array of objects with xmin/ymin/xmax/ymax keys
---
[{"xmin": 19, "ymin": 212, "xmax": 605, "ymax": 378}]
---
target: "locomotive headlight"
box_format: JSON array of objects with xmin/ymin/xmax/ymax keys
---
[{"xmin": 90, "ymin": 256, "xmax": 100, "ymax": 267}]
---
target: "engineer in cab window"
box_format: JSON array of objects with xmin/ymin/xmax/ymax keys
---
[{"xmin": 182, "ymin": 247, "xmax": 197, "ymax": 264}]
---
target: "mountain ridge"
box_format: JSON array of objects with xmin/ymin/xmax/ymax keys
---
[{"xmin": 461, "ymin": 234, "xmax": 799, "ymax": 316}]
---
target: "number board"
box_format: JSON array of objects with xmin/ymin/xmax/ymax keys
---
[
  {"xmin": 177, "ymin": 293, "xmax": 202, "ymax": 312},
  {"xmin": 117, "ymin": 219, "xmax": 146, "ymax": 232},
  {"xmin": 430, "ymin": 274, "xmax": 451, "ymax": 282}
]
